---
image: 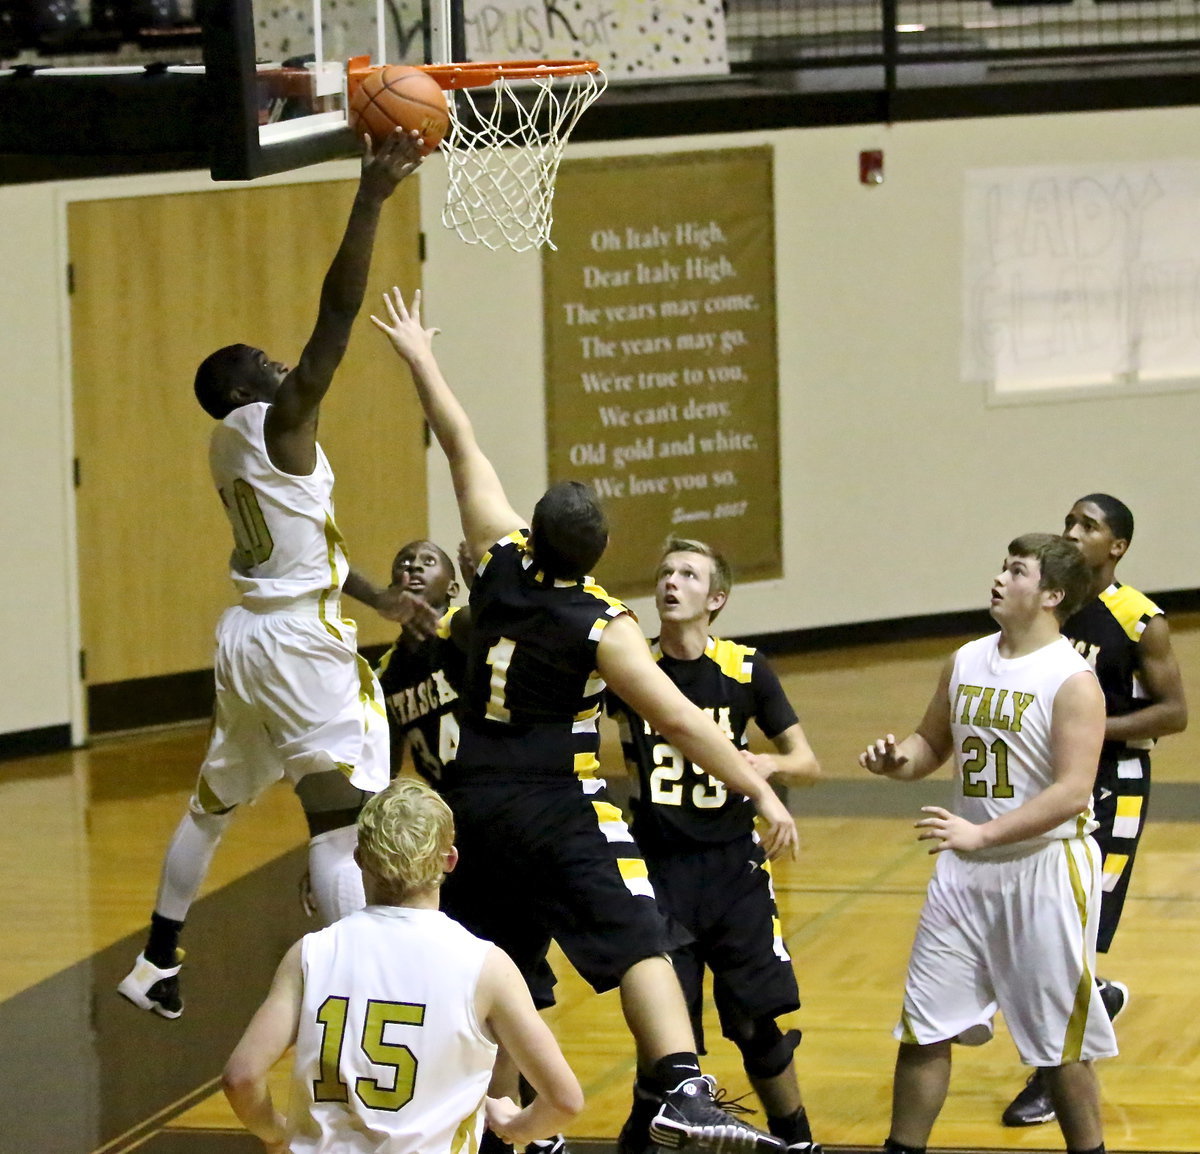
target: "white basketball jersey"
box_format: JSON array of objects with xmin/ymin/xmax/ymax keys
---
[
  {"xmin": 289, "ymin": 906, "xmax": 498, "ymax": 1154},
  {"xmin": 949, "ymin": 633, "xmax": 1098, "ymax": 856},
  {"xmin": 209, "ymin": 402, "xmax": 349, "ymax": 609}
]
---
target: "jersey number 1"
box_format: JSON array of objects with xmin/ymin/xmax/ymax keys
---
[{"xmin": 313, "ymin": 996, "xmax": 426, "ymax": 1110}]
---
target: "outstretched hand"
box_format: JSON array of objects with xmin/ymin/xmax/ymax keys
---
[
  {"xmin": 914, "ymin": 805, "xmax": 986, "ymax": 854},
  {"xmin": 375, "ymin": 587, "xmax": 440, "ymax": 638},
  {"xmin": 457, "ymin": 540, "xmax": 478, "ymax": 590},
  {"xmin": 859, "ymin": 734, "xmax": 907, "ymax": 776},
  {"xmin": 755, "ymin": 787, "xmax": 800, "ymax": 860},
  {"xmin": 359, "ymin": 128, "xmax": 425, "ymax": 196},
  {"xmin": 371, "ymin": 287, "xmax": 439, "ymax": 364}
]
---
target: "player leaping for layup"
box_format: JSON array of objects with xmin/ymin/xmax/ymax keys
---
[
  {"xmin": 372, "ymin": 286, "xmax": 799, "ymax": 1154},
  {"xmin": 120, "ymin": 132, "xmax": 437, "ymax": 1020}
]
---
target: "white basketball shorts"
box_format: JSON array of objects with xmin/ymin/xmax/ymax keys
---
[
  {"xmin": 195, "ymin": 603, "xmax": 389, "ymax": 810},
  {"xmin": 894, "ymin": 837, "xmax": 1118, "ymax": 1066}
]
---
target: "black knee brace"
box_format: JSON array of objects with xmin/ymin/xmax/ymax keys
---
[
  {"xmin": 295, "ymin": 770, "xmax": 370, "ymax": 837},
  {"xmin": 732, "ymin": 1019, "xmax": 802, "ymax": 1080}
]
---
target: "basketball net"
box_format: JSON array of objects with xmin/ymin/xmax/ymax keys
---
[{"xmin": 426, "ymin": 62, "xmax": 607, "ymax": 253}]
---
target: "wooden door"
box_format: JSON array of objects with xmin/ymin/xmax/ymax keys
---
[{"xmin": 69, "ymin": 177, "xmax": 427, "ymax": 707}]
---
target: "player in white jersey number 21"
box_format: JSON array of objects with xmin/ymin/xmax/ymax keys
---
[{"xmin": 860, "ymin": 533, "xmax": 1116, "ymax": 1154}]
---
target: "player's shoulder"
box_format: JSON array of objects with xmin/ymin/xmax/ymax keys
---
[
  {"xmin": 1099, "ymin": 581, "xmax": 1164, "ymax": 641},
  {"xmin": 436, "ymin": 605, "xmax": 462, "ymax": 640},
  {"xmin": 703, "ymin": 635, "xmax": 756, "ymax": 683},
  {"xmin": 375, "ymin": 640, "xmax": 400, "ymax": 676},
  {"xmin": 581, "ymin": 574, "xmax": 632, "ymax": 619},
  {"xmin": 474, "ymin": 529, "xmax": 529, "ymax": 581},
  {"xmin": 956, "ymin": 632, "xmax": 999, "ymax": 662}
]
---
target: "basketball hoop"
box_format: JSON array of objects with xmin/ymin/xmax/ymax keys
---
[{"xmin": 417, "ymin": 60, "xmax": 607, "ymax": 253}]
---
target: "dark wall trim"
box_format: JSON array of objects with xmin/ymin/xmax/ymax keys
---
[
  {"xmin": 84, "ymin": 643, "xmax": 394, "ymax": 735},
  {"xmin": 0, "ymin": 724, "xmax": 72, "ymax": 763},
  {"xmin": 87, "ymin": 669, "xmax": 215, "ymax": 734},
  {"xmin": 739, "ymin": 587, "xmax": 1200, "ymax": 658},
  {"xmin": 76, "ymin": 589, "xmax": 1200, "ymax": 735}
]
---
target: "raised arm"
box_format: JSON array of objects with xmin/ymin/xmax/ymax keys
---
[
  {"xmin": 859, "ymin": 657, "xmax": 955, "ymax": 782},
  {"xmin": 222, "ymin": 940, "xmax": 304, "ymax": 1154},
  {"xmin": 1106, "ymin": 614, "xmax": 1188, "ymax": 743},
  {"xmin": 371, "ymin": 288, "xmax": 523, "ymax": 563},
  {"xmin": 265, "ymin": 133, "xmax": 424, "ymax": 474},
  {"xmin": 597, "ymin": 614, "xmax": 799, "ymax": 858},
  {"xmin": 478, "ymin": 947, "xmax": 583, "ymax": 1147}
]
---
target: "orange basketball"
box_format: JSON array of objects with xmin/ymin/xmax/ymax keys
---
[{"xmin": 349, "ymin": 65, "xmax": 450, "ymax": 155}]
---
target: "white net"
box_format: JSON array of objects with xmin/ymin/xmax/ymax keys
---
[{"xmin": 435, "ymin": 64, "xmax": 608, "ymax": 253}]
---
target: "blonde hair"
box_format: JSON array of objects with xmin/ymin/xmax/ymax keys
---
[
  {"xmin": 660, "ymin": 537, "xmax": 733, "ymax": 621},
  {"xmin": 357, "ymin": 778, "xmax": 455, "ymax": 899}
]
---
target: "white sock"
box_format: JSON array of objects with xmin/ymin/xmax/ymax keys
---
[
  {"xmin": 307, "ymin": 824, "xmax": 365, "ymax": 924},
  {"xmin": 154, "ymin": 808, "xmax": 234, "ymax": 922}
]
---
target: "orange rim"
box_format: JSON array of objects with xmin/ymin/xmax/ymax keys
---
[{"xmin": 417, "ymin": 60, "xmax": 602, "ymax": 89}]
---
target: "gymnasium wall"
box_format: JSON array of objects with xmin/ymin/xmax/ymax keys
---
[{"xmin": 3, "ymin": 104, "xmax": 1200, "ymax": 744}]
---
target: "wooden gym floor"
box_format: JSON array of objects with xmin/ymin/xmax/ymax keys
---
[{"xmin": 3, "ymin": 623, "xmax": 1199, "ymax": 1154}]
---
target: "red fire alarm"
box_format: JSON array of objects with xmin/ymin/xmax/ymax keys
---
[{"xmin": 860, "ymin": 149, "xmax": 884, "ymax": 185}]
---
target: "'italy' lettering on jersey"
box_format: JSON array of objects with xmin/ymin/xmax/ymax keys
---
[
  {"xmin": 949, "ymin": 633, "xmax": 1097, "ymax": 856},
  {"xmin": 951, "ymin": 685, "xmax": 1036, "ymax": 732}
]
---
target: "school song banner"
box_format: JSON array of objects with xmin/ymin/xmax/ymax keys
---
[{"xmin": 543, "ymin": 148, "xmax": 781, "ymax": 599}]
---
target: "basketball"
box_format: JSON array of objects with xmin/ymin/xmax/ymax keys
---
[{"xmin": 349, "ymin": 65, "xmax": 450, "ymax": 155}]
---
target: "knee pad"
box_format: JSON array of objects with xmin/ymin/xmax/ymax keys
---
[
  {"xmin": 295, "ymin": 769, "xmax": 370, "ymax": 837},
  {"xmin": 733, "ymin": 1020, "xmax": 802, "ymax": 1080}
]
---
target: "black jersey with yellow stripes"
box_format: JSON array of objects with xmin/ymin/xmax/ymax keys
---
[
  {"xmin": 455, "ymin": 530, "xmax": 631, "ymax": 781},
  {"xmin": 1063, "ymin": 582, "xmax": 1163, "ymax": 756},
  {"xmin": 610, "ymin": 636, "xmax": 798, "ymax": 849},
  {"xmin": 375, "ymin": 607, "xmax": 465, "ymax": 785}
]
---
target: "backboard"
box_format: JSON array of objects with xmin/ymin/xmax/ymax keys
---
[{"xmin": 0, "ymin": 0, "xmax": 725, "ymax": 184}]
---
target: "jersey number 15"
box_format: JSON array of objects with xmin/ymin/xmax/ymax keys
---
[{"xmin": 313, "ymin": 996, "xmax": 426, "ymax": 1111}]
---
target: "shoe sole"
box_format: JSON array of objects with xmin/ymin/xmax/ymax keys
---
[
  {"xmin": 650, "ymin": 1119, "xmax": 783, "ymax": 1153},
  {"xmin": 1101, "ymin": 979, "xmax": 1130, "ymax": 1023},
  {"xmin": 1002, "ymin": 1108, "xmax": 1056, "ymax": 1127},
  {"xmin": 116, "ymin": 977, "xmax": 184, "ymax": 1019}
]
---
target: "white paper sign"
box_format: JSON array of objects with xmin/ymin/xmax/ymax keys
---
[{"xmin": 963, "ymin": 161, "xmax": 1200, "ymax": 395}]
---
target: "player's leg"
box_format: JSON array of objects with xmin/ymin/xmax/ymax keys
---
[
  {"xmin": 994, "ymin": 839, "xmax": 1116, "ymax": 1146},
  {"xmin": 888, "ymin": 1040, "xmax": 951, "ymax": 1148},
  {"xmin": 887, "ymin": 852, "xmax": 1000, "ymax": 1148},
  {"xmin": 294, "ymin": 769, "xmax": 371, "ymax": 921},
  {"xmin": 117, "ymin": 792, "xmax": 236, "ymax": 1017},
  {"xmin": 1043, "ymin": 1061, "xmax": 1104, "ymax": 1151},
  {"xmin": 1004, "ymin": 753, "xmax": 1145, "ymax": 1127},
  {"xmin": 619, "ymin": 939, "xmax": 705, "ymax": 1154},
  {"xmin": 528, "ymin": 781, "xmax": 783, "ymax": 1152},
  {"xmin": 708, "ymin": 842, "xmax": 813, "ymax": 1149},
  {"xmin": 273, "ymin": 615, "xmax": 391, "ymax": 923},
  {"xmin": 118, "ymin": 631, "xmax": 266, "ymax": 1018},
  {"xmin": 1093, "ymin": 751, "xmax": 1149, "ymax": 970}
]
